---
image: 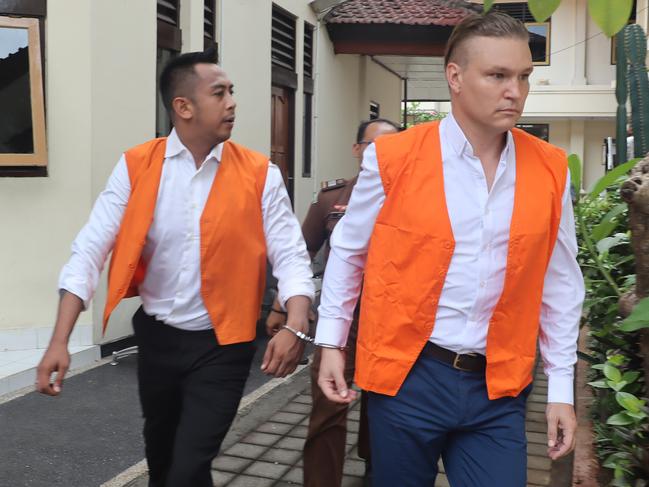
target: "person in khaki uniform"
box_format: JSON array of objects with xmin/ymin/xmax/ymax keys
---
[{"xmin": 266, "ymin": 118, "xmax": 399, "ymax": 487}]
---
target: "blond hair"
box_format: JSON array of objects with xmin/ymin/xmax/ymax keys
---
[{"xmin": 444, "ymin": 11, "xmax": 529, "ymax": 67}]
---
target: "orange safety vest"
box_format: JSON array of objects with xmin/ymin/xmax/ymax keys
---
[
  {"xmin": 357, "ymin": 121, "xmax": 567, "ymax": 399},
  {"xmin": 102, "ymin": 137, "xmax": 269, "ymax": 345}
]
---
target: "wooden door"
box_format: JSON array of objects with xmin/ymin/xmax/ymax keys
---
[{"xmin": 270, "ymin": 85, "xmax": 294, "ymax": 203}]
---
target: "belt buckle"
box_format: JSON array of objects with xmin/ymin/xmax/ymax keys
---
[{"xmin": 452, "ymin": 353, "xmax": 471, "ymax": 372}]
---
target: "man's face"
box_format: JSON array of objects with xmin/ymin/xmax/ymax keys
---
[
  {"xmin": 446, "ymin": 36, "xmax": 533, "ymax": 135},
  {"xmin": 189, "ymin": 63, "xmax": 236, "ymax": 144},
  {"xmin": 352, "ymin": 122, "xmax": 398, "ymax": 160}
]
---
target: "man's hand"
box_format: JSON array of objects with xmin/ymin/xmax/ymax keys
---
[
  {"xmin": 261, "ymin": 295, "xmax": 310, "ymax": 377},
  {"xmin": 261, "ymin": 330, "xmax": 305, "ymax": 377},
  {"xmin": 546, "ymin": 402, "xmax": 577, "ymax": 460},
  {"xmin": 35, "ymin": 291, "xmax": 83, "ymax": 396},
  {"xmin": 36, "ymin": 342, "xmax": 70, "ymax": 396},
  {"xmin": 318, "ymin": 348, "xmax": 357, "ymax": 404},
  {"xmin": 265, "ymin": 297, "xmax": 286, "ymax": 337}
]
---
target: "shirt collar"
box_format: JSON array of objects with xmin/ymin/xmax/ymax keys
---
[
  {"xmin": 165, "ymin": 128, "xmax": 224, "ymax": 164},
  {"xmin": 443, "ymin": 111, "xmax": 513, "ymax": 164}
]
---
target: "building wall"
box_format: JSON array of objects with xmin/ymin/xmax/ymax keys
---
[
  {"xmin": 218, "ymin": 0, "xmax": 400, "ymax": 221},
  {"xmin": 0, "ymin": 0, "xmax": 154, "ymax": 343},
  {"xmin": 0, "ymin": 0, "xmax": 401, "ymax": 342}
]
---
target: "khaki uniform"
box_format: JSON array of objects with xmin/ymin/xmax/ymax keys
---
[{"xmin": 302, "ymin": 177, "xmax": 370, "ymax": 487}]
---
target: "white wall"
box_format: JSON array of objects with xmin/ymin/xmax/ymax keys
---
[
  {"xmin": 0, "ymin": 0, "xmax": 156, "ymax": 344},
  {"xmin": 0, "ymin": 0, "xmax": 402, "ymax": 340},
  {"xmin": 90, "ymin": 0, "xmax": 156, "ymax": 343},
  {"xmin": 585, "ymin": 6, "xmax": 615, "ymax": 85},
  {"xmin": 0, "ymin": 1, "xmax": 92, "ymax": 333}
]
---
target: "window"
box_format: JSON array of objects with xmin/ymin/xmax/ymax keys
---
[
  {"xmin": 303, "ymin": 22, "xmax": 314, "ymax": 79},
  {"xmin": 156, "ymin": 0, "xmax": 181, "ymax": 138},
  {"xmin": 204, "ymin": 0, "xmax": 217, "ymax": 50},
  {"xmin": 303, "ymin": 22, "xmax": 315, "ymax": 178},
  {"xmin": 526, "ymin": 23, "xmax": 550, "ymax": 65},
  {"xmin": 492, "ymin": 2, "xmax": 550, "ymax": 65},
  {"xmin": 370, "ymin": 101, "xmax": 380, "ymax": 120},
  {"xmin": 272, "ymin": 5, "xmax": 296, "ymax": 71},
  {"xmin": 0, "ymin": 15, "xmax": 47, "ymax": 169},
  {"xmin": 516, "ymin": 123, "xmax": 549, "ymax": 142}
]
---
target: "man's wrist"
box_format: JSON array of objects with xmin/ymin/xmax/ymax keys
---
[
  {"xmin": 281, "ymin": 325, "xmax": 314, "ymax": 343},
  {"xmin": 547, "ymin": 374, "xmax": 574, "ymax": 405},
  {"xmin": 314, "ymin": 342, "xmax": 347, "ymax": 351}
]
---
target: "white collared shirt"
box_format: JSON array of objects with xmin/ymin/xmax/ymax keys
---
[
  {"xmin": 59, "ymin": 129, "xmax": 314, "ymax": 331},
  {"xmin": 316, "ymin": 113, "xmax": 584, "ymax": 404}
]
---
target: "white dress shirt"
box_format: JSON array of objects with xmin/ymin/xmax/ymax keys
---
[
  {"xmin": 60, "ymin": 129, "xmax": 314, "ymax": 331},
  {"xmin": 316, "ymin": 113, "xmax": 584, "ymax": 404}
]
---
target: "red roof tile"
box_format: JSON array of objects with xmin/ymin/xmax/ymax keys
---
[{"xmin": 325, "ymin": 0, "xmax": 479, "ymax": 26}]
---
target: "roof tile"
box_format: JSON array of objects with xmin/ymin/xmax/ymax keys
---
[{"xmin": 325, "ymin": 0, "xmax": 479, "ymax": 26}]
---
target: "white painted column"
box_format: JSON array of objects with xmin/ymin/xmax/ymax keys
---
[{"xmin": 571, "ymin": 0, "xmax": 588, "ymax": 85}]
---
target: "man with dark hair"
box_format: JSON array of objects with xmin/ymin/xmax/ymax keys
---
[
  {"xmin": 266, "ymin": 118, "xmax": 399, "ymax": 487},
  {"xmin": 316, "ymin": 12, "xmax": 584, "ymax": 487},
  {"xmin": 36, "ymin": 48, "xmax": 314, "ymax": 487}
]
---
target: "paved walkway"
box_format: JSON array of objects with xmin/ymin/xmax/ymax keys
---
[{"xmin": 124, "ymin": 360, "xmax": 563, "ymax": 486}]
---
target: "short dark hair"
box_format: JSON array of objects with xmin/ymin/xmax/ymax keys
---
[
  {"xmin": 356, "ymin": 118, "xmax": 401, "ymax": 144},
  {"xmin": 159, "ymin": 47, "xmax": 218, "ymax": 118},
  {"xmin": 444, "ymin": 11, "xmax": 529, "ymax": 67}
]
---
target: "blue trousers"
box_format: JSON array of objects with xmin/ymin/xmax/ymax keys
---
[{"xmin": 368, "ymin": 353, "xmax": 531, "ymax": 487}]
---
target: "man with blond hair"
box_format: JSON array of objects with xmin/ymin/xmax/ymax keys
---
[{"xmin": 315, "ymin": 12, "xmax": 584, "ymax": 487}]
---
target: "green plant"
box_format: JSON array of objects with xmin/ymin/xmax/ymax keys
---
[
  {"xmin": 401, "ymin": 102, "xmax": 446, "ymax": 128},
  {"xmin": 616, "ymin": 29, "xmax": 628, "ymax": 166},
  {"xmin": 483, "ymin": 0, "xmax": 634, "ymax": 37},
  {"xmin": 624, "ymin": 24, "xmax": 649, "ymax": 158},
  {"xmin": 571, "ymin": 155, "xmax": 649, "ymax": 486}
]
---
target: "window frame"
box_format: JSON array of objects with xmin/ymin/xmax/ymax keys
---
[
  {"xmin": 0, "ymin": 15, "xmax": 47, "ymax": 167},
  {"xmin": 525, "ymin": 21, "xmax": 551, "ymax": 66}
]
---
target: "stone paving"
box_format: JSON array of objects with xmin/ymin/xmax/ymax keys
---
[{"xmin": 205, "ymin": 362, "xmax": 557, "ymax": 487}]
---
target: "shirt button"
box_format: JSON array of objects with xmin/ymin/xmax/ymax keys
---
[{"xmin": 480, "ymin": 281, "xmax": 486, "ymax": 288}]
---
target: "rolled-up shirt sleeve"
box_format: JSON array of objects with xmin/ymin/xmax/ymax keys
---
[
  {"xmin": 262, "ymin": 163, "xmax": 315, "ymax": 306},
  {"xmin": 315, "ymin": 143, "xmax": 386, "ymax": 347},
  {"xmin": 58, "ymin": 156, "xmax": 131, "ymax": 308},
  {"xmin": 539, "ymin": 170, "xmax": 585, "ymax": 405}
]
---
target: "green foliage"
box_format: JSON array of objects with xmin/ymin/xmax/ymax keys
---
[
  {"xmin": 481, "ymin": 0, "xmax": 633, "ymax": 36},
  {"xmin": 590, "ymin": 159, "xmax": 641, "ymax": 197},
  {"xmin": 573, "ymin": 154, "xmax": 649, "ymax": 485},
  {"xmin": 527, "ymin": 0, "xmax": 561, "ymax": 23},
  {"xmin": 401, "ymin": 102, "xmax": 446, "ymax": 128},
  {"xmin": 620, "ymin": 298, "xmax": 649, "ymax": 332},
  {"xmin": 588, "ymin": 0, "xmax": 634, "ymax": 37}
]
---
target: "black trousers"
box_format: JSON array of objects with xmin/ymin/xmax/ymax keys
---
[{"xmin": 132, "ymin": 307, "xmax": 255, "ymax": 487}]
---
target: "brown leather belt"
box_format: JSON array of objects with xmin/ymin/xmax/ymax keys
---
[{"xmin": 422, "ymin": 341, "xmax": 486, "ymax": 373}]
